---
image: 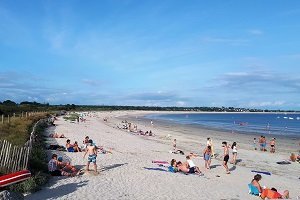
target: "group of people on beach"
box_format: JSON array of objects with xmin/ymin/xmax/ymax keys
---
[
  {"xmin": 253, "ymin": 136, "xmax": 276, "ymax": 153},
  {"xmin": 172, "ymin": 137, "xmax": 238, "ymax": 174},
  {"xmin": 169, "ymin": 156, "xmax": 203, "ymax": 176},
  {"xmin": 48, "ymin": 135, "xmax": 99, "ymax": 176}
]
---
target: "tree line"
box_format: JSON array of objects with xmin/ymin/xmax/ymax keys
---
[{"xmin": 0, "ymin": 100, "xmax": 297, "ymax": 116}]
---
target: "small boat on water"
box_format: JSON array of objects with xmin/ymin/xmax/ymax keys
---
[
  {"xmin": 289, "ymin": 117, "xmax": 294, "ymax": 120},
  {"xmin": 283, "ymin": 117, "xmax": 288, "ymax": 119}
]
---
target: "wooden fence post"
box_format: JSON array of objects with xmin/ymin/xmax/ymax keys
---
[
  {"xmin": 26, "ymin": 112, "xmax": 28, "ymax": 118},
  {"xmin": 1, "ymin": 115, "xmax": 3, "ymax": 124},
  {"xmin": 13, "ymin": 113, "xmax": 16, "ymax": 118},
  {"xmin": 7, "ymin": 115, "xmax": 10, "ymax": 123},
  {"xmin": 22, "ymin": 112, "xmax": 24, "ymax": 118}
]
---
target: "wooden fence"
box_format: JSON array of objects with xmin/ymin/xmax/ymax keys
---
[
  {"xmin": 1, "ymin": 111, "xmax": 47, "ymax": 124},
  {"xmin": 0, "ymin": 119, "xmax": 45, "ymax": 174}
]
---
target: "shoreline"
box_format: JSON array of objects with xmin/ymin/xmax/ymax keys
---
[{"xmin": 118, "ymin": 112, "xmax": 300, "ymax": 154}]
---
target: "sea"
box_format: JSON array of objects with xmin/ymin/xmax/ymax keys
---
[{"xmin": 144, "ymin": 113, "xmax": 300, "ymax": 137}]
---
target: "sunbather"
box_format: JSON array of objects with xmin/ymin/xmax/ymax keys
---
[
  {"xmin": 250, "ymin": 174, "xmax": 263, "ymax": 194},
  {"xmin": 176, "ymin": 161, "xmax": 189, "ymax": 173},
  {"xmin": 48, "ymin": 154, "xmax": 76, "ymax": 176},
  {"xmin": 261, "ymin": 188, "xmax": 289, "ymax": 199},
  {"xmin": 250, "ymin": 174, "xmax": 289, "ymax": 199},
  {"xmin": 66, "ymin": 139, "xmax": 80, "ymax": 152},
  {"xmin": 49, "ymin": 133, "xmax": 65, "ymax": 138},
  {"xmin": 57, "ymin": 156, "xmax": 78, "ymax": 173},
  {"xmin": 186, "ymin": 156, "xmax": 203, "ymax": 175}
]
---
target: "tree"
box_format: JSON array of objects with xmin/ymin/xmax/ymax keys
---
[{"xmin": 2, "ymin": 100, "xmax": 17, "ymax": 106}]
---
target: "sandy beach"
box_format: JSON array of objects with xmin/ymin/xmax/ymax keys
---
[{"xmin": 25, "ymin": 111, "xmax": 300, "ymax": 200}]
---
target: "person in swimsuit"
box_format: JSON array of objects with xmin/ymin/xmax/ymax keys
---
[
  {"xmin": 173, "ymin": 139, "xmax": 177, "ymax": 151},
  {"xmin": 186, "ymin": 156, "xmax": 203, "ymax": 175},
  {"xmin": 203, "ymin": 145, "xmax": 212, "ymax": 169},
  {"xmin": 83, "ymin": 139, "xmax": 97, "ymax": 173},
  {"xmin": 270, "ymin": 138, "xmax": 276, "ymax": 153},
  {"xmin": 176, "ymin": 161, "xmax": 189, "ymax": 174},
  {"xmin": 222, "ymin": 141, "xmax": 230, "ymax": 174},
  {"xmin": 253, "ymin": 138, "xmax": 257, "ymax": 150},
  {"xmin": 48, "ymin": 154, "xmax": 76, "ymax": 176},
  {"xmin": 231, "ymin": 142, "xmax": 238, "ymax": 165}
]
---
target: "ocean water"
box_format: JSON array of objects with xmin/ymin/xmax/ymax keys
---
[{"xmin": 145, "ymin": 113, "xmax": 300, "ymax": 137}]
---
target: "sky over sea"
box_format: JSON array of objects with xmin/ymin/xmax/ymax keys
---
[{"xmin": 0, "ymin": 1, "xmax": 300, "ymax": 109}]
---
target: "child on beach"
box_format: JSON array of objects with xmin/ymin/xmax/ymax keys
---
[
  {"xmin": 203, "ymin": 145, "xmax": 212, "ymax": 169},
  {"xmin": 173, "ymin": 139, "xmax": 177, "ymax": 151},
  {"xmin": 253, "ymin": 138, "xmax": 257, "ymax": 150},
  {"xmin": 222, "ymin": 141, "xmax": 230, "ymax": 174},
  {"xmin": 83, "ymin": 139, "xmax": 98, "ymax": 173}
]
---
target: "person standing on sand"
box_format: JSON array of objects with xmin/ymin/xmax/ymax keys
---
[
  {"xmin": 262, "ymin": 136, "xmax": 267, "ymax": 151},
  {"xmin": 270, "ymin": 138, "xmax": 276, "ymax": 153},
  {"xmin": 203, "ymin": 145, "xmax": 212, "ymax": 169},
  {"xmin": 83, "ymin": 139, "xmax": 98, "ymax": 173},
  {"xmin": 207, "ymin": 138, "xmax": 215, "ymax": 157},
  {"xmin": 253, "ymin": 138, "xmax": 257, "ymax": 150},
  {"xmin": 231, "ymin": 142, "xmax": 237, "ymax": 165},
  {"xmin": 173, "ymin": 139, "xmax": 177, "ymax": 151},
  {"xmin": 222, "ymin": 141, "xmax": 230, "ymax": 174}
]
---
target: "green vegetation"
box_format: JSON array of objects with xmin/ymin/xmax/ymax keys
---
[
  {"xmin": 0, "ymin": 114, "xmax": 50, "ymax": 193},
  {"xmin": 63, "ymin": 113, "xmax": 80, "ymax": 122},
  {"xmin": 0, "ymin": 99, "xmax": 298, "ymax": 114},
  {"xmin": 8, "ymin": 119, "xmax": 50, "ymax": 193}
]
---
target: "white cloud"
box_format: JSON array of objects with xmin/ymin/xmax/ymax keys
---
[
  {"xmin": 246, "ymin": 101, "xmax": 285, "ymax": 108},
  {"xmin": 248, "ymin": 29, "xmax": 263, "ymax": 36}
]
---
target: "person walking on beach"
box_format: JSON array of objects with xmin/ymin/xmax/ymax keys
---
[
  {"xmin": 203, "ymin": 145, "xmax": 212, "ymax": 169},
  {"xmin": 222, "ymin": 141, "xmax": 230, "ymax": 174},
  {"xmin": 231, "ymin": 142, "xmax": 238, "ymax": 165},
  {"xmin": 83, "ymin": 139, "xmax": 98, "ymax": 173},
  {"xmin": 173, "ymin": 139, "xmax": 177, "ymax": 151},
  {"xmin": 270, "ymin": 138, "xmax": 276, "ymax": 153}
]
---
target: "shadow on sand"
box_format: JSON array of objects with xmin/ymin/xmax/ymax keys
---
[
  {"xmin": 101, "ymin": 163, "xmax": 128, "ymax": 172},
  {"xmin": 229, "ymin": 166, "xmax": 236, "ymax": 171},
  {"xmin": 210, "ymin": 164, "xmax": 221, "ymax": 169},
  {"xmin": 143, "ymin": 167, "xmax": 168, "ymax": 172},
  {"xmin": 25, "ymin": 180, "xmax": 89, "ymax": 200}
]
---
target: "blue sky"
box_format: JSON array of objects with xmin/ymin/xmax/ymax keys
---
[{"xmin": 0, "ymin": 1, "xmax": 300, "ymax": 109}]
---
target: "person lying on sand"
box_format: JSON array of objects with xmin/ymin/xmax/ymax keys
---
[
  {"xmin": 176, "ymin": 161, "xmax": 189, "ymax": 174},
  {"xmin": 48, "ymin": 154, "xmax": 77, "ymax": 176},
  {"xmin": 49, "ymin": 133, "xmax": 65, "ymax": 138}
]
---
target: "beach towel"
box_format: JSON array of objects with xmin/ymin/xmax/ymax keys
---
[
  {"xmin": 248, "ymin": 184, "xmax": 260, "ymax": 196},
  {"xmin": 144, "ymin": 167, "xmax": 167, "ymax": 172},
  {"xmin": 152, "ymin": 161, "xmax": 169, "ymax": 164},
  {"xmin": 276, "ymin": 161, "xmax": 291, "ymax": 165},
  {"xmin": 251, "ymin": 170, "xmax": 271, "ymax": 176}
]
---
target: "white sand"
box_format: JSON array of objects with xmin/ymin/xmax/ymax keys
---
[{"xmin": 25, "ymin": 111, "xmax": 300, "ymax": 200}]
